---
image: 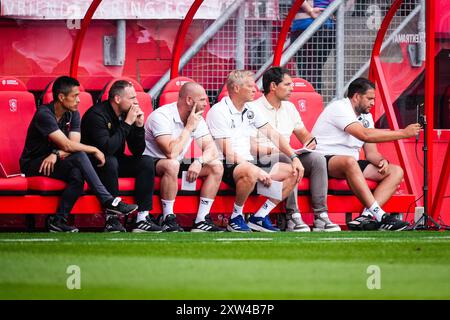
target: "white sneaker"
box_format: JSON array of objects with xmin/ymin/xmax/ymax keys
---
[
  {"xmin": 286, "ymin": 212, "xmax": 310, "ymax": 232},
  {"xmin": 313, "ymin": 213, "xmax": 341, "ymax": 232}
]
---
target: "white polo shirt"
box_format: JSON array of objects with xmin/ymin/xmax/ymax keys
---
[
  {"xmin": 248, "ymin": 95, "xmax": 304, "ymax": 149},
  {"xmin": 144, "ymin": 102, "xmax": 210, "ymax": 160},
  {"xmin": 206, "ymin": 96, "xmax": 268, "ymax": 161},
  {"xmin": 311, "ymin": 98, "xmax": 374, "ymax": 160}
]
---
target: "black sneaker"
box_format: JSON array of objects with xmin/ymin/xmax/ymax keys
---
[
  {"xmin": 158, "ymin": 214, "xmax": 184, "ymax": 232},
  {"xmin": 132, "ymin": 215, "xmax": 164, "ymax": 233},
  {"xmin": 104, "ymin": 215, "xmax": 126, "ymax": 233},
  {"xmin": 48, "ymin": 216, "xmax": 79, "ymax": 233},
  {"xmin": 379, "ymin": 214, "xmax": 409, "ymax": 231},
  {"xmin": 191, "ymin": 214, "xmax": 225, "ymax": 232},
  {"xmin": 105, "ymin": 197, "xmax": 138, "ymax": 216},
  {"xmin": 347, "ymin": 214, "xmax": 380, "ymax": 231}
]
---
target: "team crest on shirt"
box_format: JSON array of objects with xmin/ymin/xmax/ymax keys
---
[
  {"xmin": 358, "ymin": 116, "xmax": 370, "ymax": 128},
  {"xmin": 247, "ymin": 110, "xmax": 254, "ymax": 120},
  {"xmin": 108, "ymin": 122, "xmax": 112, "ymax": 129}
]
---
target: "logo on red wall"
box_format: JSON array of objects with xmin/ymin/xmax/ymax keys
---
[
  {"xmin": 9, "ymin": 99, "xmax": 17, "ymax": 112},
  {"xmin": 297, "ymin": 99, "xmax": 306, "ymax": 112}
]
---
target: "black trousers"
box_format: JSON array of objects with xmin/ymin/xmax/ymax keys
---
[
  {"xmin": 93, "ymin": 155, "xmax": 155, "ymax": 212},
  {"xmin": 24, "ymin": 152, "xmax": 113, "ymax": 219}
]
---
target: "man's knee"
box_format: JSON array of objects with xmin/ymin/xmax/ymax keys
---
[
  {"xmin": 70, "ymin": 151, "xmax": 89, "ymax": 163},
  {"xmin": 389, "ymin": 164, "xmax": 404, "ymax": 181},
  {"xmin": 208, "ymin": 161, "xmax": 224, "ymax": 177},
  {"xmin": 235, "ymin": 164, "xmax": 258, "ymax": 185},
  {"xmin": 343, "ymin": 157, "xmax": 359, "ymax": 172},
  {"xmin": 279, "ymin": 153, "xmax": 292, "ymax": 163},
  {"xmin": 310, "ymin": 153, "xmax": 326, "ymax": 168},
  {"xmin": 161, "ymin": 159, "xmax": 180, "ymax": 177},
  {"xmin": 68, "ymin": 167, "xmax": 84, "ymax": 187}
]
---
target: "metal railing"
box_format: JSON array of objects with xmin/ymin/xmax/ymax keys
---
[{"xmin": 150, "ymin": 0, "xmax": 421, "ymax": 106}]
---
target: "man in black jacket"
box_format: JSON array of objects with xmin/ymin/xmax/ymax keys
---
[
  {"xmin": 20, "ymin": 76, "xmax": 139, "ymax": 233},
  {"xmin": 81, "ymin": 80, "xmax": 161, "ymax": 233}
]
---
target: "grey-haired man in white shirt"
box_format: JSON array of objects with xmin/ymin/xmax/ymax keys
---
[{"xmin": 206, "ymin": 70, "xmax": 303, "ymax": 232}]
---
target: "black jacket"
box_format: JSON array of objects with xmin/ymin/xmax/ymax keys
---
[{"xmin": 81, "ymin": 101, "xmax": 145, "ymax": 157}]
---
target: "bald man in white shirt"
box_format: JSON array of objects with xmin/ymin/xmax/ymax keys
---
[{"xmin": 144, "ymin": 82, "xmax": 224, "ymax": 232}]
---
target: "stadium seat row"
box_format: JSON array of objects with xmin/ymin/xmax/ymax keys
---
[{"xmin": 0, "ymin": 76, "xmax": 414, "ymax": 224}]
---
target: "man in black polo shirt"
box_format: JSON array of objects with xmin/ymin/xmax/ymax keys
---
[
  {"xmin": 20, "ymin": 76, "xmax": 138, "ymax": 232},
  {"xmin": 81, "ymin": 80, "xmax": 161, "ymax": 233}
]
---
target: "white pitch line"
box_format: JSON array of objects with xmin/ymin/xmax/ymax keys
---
[
  {"xmin": 0, "ymin": 238, "xmax": 59, "ymax": 242},
  {"xmin": 314, "ymin": 237, "xmax": 379, "ymax": 241},
  {"xmin": 215, "ymin": 238, "xmax": 273, "ymax": 241},
  {"xmin": 423, "ymin": 236, "xmax": 450, "ymax": 239},
  {"xmin": 107, "ymin": 238, "xmax": 167, "ymax": 241}
]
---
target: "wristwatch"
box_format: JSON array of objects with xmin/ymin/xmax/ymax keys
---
[
  {"xmin": 52, "ymin": 149, "xmax": 60, "ymax": 160},
  {"xmin": 196, "ymin": 157, "xmax": 205, "ymax": 167}
]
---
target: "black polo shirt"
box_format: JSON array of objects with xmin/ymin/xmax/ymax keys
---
[{"xmin": 20, "ymin": 102, "xmax": 80, "ymax": 172}]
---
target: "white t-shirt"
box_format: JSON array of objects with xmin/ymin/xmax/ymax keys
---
[
  {"xmin": 206, "ymin": 96, "xmax": 268, "ymax": 161},
  {"xmin": 144, "ymin": 102, "xmax": 210, "ymax": 160},
  {"xmin": 248, "ymin": 95, "xmax": 304, "ymax": 149},
  {"xmin": 311, "ymin": 98, "xmax": 374, "ymax": 160}
]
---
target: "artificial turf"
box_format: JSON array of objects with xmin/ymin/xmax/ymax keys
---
[{"xmin": 0, "ymin": 231, "xmax": 449, "ymax": 299}]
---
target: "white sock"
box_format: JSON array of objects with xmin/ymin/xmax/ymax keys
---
[
  {"xmin": 136, "ymin": 211, "xmax": 149, "ymax": 223},
  {"xmin": 315, "ymin": 212, "xmax": 329, "ymax": 219},
  {"xmin": 195, "ymin": 197, "xmax": 214, "ymax": 223},
  {"xmin": 291, "ymin": 212, "xmax": 302, "ymax": 219},
  {"xmin": 254, "ymin": 200, "xmax": 277, "ymax": 218},
  {"xmin": 231, "ymin": 203, "xmax": 244, "ymax": 219},
  {"xmin": 361, "ymin": 207, "xmax": 372, "ymax": 217},
  {"xmin": 161, "ymin": 199, "xmax": 175, "ymax": 219},
  {"xmin": 367, "ymin": 201, "xmax": 385, "ymax": 222}
]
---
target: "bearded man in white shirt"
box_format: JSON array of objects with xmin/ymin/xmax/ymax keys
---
[{"xmin": 312, "ymin": 78, "xmax": 421, "ymax": 231}]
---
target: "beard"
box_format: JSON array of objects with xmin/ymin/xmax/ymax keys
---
[{"xmin": 355, "ymin": 104, "xmax": 370, "ymax": 115}]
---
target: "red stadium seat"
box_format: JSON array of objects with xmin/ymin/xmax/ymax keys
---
[
  {"xmin": 41, "ymin": 80, "xmax": 93, "ymax": 117},
  {"xmin": 288, "ymin": 77, "xmax": 323, "ymax": 150},
  {"xmin": 0, "ymin": 77, "xmax": 35, "ymax": 194},
  {"xmin": 0, "ymin": 77, "xmax": 35, "ymax": 178},
  {"xmin": 158, "ymin": 76, "xmax": 195, "ymax": 107}
]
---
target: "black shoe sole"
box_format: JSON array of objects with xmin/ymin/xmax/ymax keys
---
[
  {"xmin": 131, "ymin": 228, "xmax": 163, "ymax": 233},
  {"xmin": 105, "ymin": 206, "xmax": 138, "ymax": 216}
]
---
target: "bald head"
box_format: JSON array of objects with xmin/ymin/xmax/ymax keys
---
[
  {"xmin": 178, "ymin": 81, "xmax": 208, "ymax": 114},
  {"xmin": 179, "ymin": 82, "xmax": 204, "ymax": 99}
]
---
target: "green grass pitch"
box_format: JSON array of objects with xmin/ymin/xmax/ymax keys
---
[{"xmin": 1, "ymin": 231, "xmax": 450, "ymax": 299}]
